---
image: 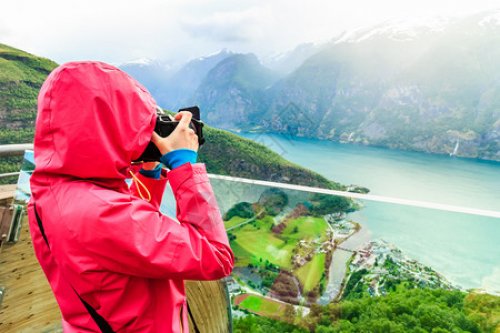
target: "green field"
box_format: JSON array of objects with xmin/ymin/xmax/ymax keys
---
[
  {"xmin": 224, "ymin": 216, "xmax": 248, "ymax": 229},
  {"xmin": 231, "ymin": 214, "xmax": 330, "ymax": 274},
  {"xmin": 282, "ymin": 216, "xmax": 328, "ymax": 241},
  {"xmin": 295, "ymin": 253, "xmax": 326, "ymax": 293},
  {"xmin": 237, "ymin": 294, "xmax": 285, "ymax": 317},
  {"xmin": 231, "ymin": 221, "xmax": 295, "ymax": 269},
  {"xmin": 228, "ymin": 204, "xmax": 332, "ymax": 299}
]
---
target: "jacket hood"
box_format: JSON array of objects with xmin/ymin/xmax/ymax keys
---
[{"xmin": 31, "ymin": 61, "xmax": 157, "ymax": 190}]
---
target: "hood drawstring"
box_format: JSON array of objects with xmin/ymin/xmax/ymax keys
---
[{"xmin": 129, "ymin": 170, "xmax": 152, "ymax": 202}]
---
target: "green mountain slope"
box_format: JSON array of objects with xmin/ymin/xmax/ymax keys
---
[
  {"xmin": 0, "ymin": 43, "xmax": 57, "ymax": 143},
  {"xmin": 0, "ymin": 44, "xmax": 341, "ymax": 190},
  {"xmin": 199, "ymin": 126, "xmax": 343, "ymax": 189},
  {"xmin": 0, "ymin": 44, "xmax": 57, "ymax": 182}
]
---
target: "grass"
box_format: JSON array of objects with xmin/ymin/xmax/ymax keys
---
[
  {"xmin": 229, "ymin": 241, "xmax": 254, "ymax": 266},
  {"xmin": 237, "ymin": 294, "xmax": 286, "ymax": 317},
  {"xmin": 464, "ymin": 292, "xmax": 500, "ymax": 332},
  {"xmin": 224, "ymin": 216, "xmax": 248, "ymax": 229},
  {"xmin": 231, "ymin": 222, "xmax": 295, "ymax": 269},
  {"xmin": 0, "ymin": 58, "xmax": 24, "ymax": 82},
  {"xmin": 231, "ymin": 214, "xmax": 331, "ymax": 276},
  {"xmin": 282, "ymin": 216, "xmax": 328, "ymax": 241},
  {"xmin": 294, "ymin": 253, "xmax": 326, "ymax": 293},
  {"xmin": 230, "ymin": 214, "xmax": 330, "ymax": 297}
]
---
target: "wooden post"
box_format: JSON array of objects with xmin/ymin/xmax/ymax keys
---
[{"xmin": 185, "ymin": 280, "xmax": 232, "ymax": 333}]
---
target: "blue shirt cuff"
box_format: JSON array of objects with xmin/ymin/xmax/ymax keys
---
[
  {"xmin": 160, "ymin": 148, "xmax": 198, "ymax": 170},
  {"xmin": 139, "ymin": 163, "xmax": 162, "ymax": 179}
]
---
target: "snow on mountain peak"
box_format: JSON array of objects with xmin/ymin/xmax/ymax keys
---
[
  {"xmin": 334, "ymin": 16, "xmax": 451, "ymax": 44},
  {"xmin": 197, "ymin": 48, "xmax": 233, "ymax": 61},
  {"xmin": 121, "ymin": 57, "xmax": 154, "ymax": 66}
]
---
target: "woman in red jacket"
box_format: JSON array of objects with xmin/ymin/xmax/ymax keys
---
[{"xmin": 27, "ymin": 61, "xmax": 234, "ymax": 332}]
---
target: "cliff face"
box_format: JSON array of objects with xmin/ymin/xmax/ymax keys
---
[{"xmin": 265, "ymin": 76, "xmax": 500, "ymax": 160}]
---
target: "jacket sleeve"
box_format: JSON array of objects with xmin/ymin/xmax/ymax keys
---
[{"xmin": 84, "ymin": 162, "xmax": 234, "ymax": 280}]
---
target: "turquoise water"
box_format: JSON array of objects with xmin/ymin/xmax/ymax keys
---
[{"xmin": 234, "ymin": 132, "xmax": 500, "ymax": 293}]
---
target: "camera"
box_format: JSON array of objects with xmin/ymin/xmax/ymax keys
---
[{"xmin": 134, "ymin": 106, "xmax": 205, "ymax": 162}]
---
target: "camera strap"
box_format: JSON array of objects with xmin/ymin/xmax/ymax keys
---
[{"xmin": 128, "ymin": 170, "xmax": 152, "ymax": 202}]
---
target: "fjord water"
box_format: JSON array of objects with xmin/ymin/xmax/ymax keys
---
[{"xmin": 235, "ymin": 132, "xmax": 500, "ymax": 293}]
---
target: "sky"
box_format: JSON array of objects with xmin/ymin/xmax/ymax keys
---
[{"xmin": 1, "ymin": 0, "xmax": 500, "ymax": 66}]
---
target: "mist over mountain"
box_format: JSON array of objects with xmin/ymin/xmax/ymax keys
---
[
  {"xmin": 263, "ymin": 42, "xmax": 325, "ymax": 75},
  {"xmin": 262, "ymin": 12, "xmax": 500, "ymax": 161},
  {"xmin": 121, "ymin": 50, "xmax": 233, "ymax": 110},
  {"xmin": 194, "ymin": 53, "xmax": 279, "ymax": 128},
  {"xmin": 121, "ymin": 11, "xmax": 500, "ymax": 161},
  {"xmin": 120, "ymin": 58, "xmax": 174, "ymax": 92}
]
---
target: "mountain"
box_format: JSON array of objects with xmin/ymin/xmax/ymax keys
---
[
  {"xmin": 0, "ymin": 44, "xmax": 58, "ymax": 181},
  {"xmin": 190, "ymin": 12, "xmax": 500, "ymax": 161},
  {"xmin": 263, "ymin": 42, "xmax": 325, "ymax": 75},
  {"xmin": 120, "ymin": 50, "xmax": 233, "ymax": 110},
  {"xmin": 265, "ymin": 12, "xmax": 500, "ymax": 161},
  {"xmin": 0, "ymin": 44, "xmax": 342, "ymax": 190},
  {"xmin": 163, "ymin": 49, "xmax": 234, "ymax": 109},
  {"xmin": 194, "ymin": 53, "xmax": 279, "ymax": 129},
  {"xmin": 0, "ymin": 43, "xmax": 57, "ymax": 144},
  {"xmin": 120, "ymin": 58, "xmax": 174, "ymax": 101}
]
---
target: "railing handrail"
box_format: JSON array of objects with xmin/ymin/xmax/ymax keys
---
[
  {"xmin": 0, "ymin": 172, "xmax": 20, "ymax": 179},
  {"xmin": 1, "ymin": 144, "xmax": 498, "ymax": 219},
  {"xmin": 207, "ymin": 174, "xmax": 500, "ymax": 219},
  {"xmin": 0, "ymin": 144, "xmax": 34, "ymax": 156}
]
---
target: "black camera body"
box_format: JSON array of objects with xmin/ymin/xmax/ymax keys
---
[{"xmin": 134, "ymin": 106, "xmax": 205, "ymax": 163}]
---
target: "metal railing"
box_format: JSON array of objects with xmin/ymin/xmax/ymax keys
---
[
  {"xmin": 0, "ymin": 144, "xmax": 33, "ymax": 156},
  {"xmin": 1, "ymin": 143, "xmax": 499, "ymax": 218},
  {"xmin": 0, "ymin": 144, "xmax": 32, "ymax": 179}
]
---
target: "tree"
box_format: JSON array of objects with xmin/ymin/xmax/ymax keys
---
[{"xmin": 224, "ymin": 201, "xmax": 255, "ymax": 220}]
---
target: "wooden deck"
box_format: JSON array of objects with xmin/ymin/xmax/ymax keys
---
[
  {"xmin": 0, "ymin": 185, "xmax": 17, "ymax": 202},
  {"xmin": 0, "ymin": 216, "xmax": 62, "ymax": 333}
]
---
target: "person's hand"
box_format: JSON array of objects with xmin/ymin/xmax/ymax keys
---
[
  {"xmin": 141, "ymin": 162, "xmax": 160, "ymax": 170},
  {"xmin": 151, "ymin": 111, "xmax": 199, "ymax": 155}
]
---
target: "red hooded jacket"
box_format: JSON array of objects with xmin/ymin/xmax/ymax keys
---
[{"xmin": 27, "ymin": 61, "xmax": 234, "ymax": 332}]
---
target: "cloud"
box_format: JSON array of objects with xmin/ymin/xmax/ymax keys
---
[
  {"xmin": 181, "ymin": 8, "xmax": 269, "ymax": 43},
  {"xmin": 2, "ymin": 0, "xmax": 500, "ymax": 64},
  {"xmin": 0, "ymin": 23, "xmax": 10, "ymax": 39}
]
